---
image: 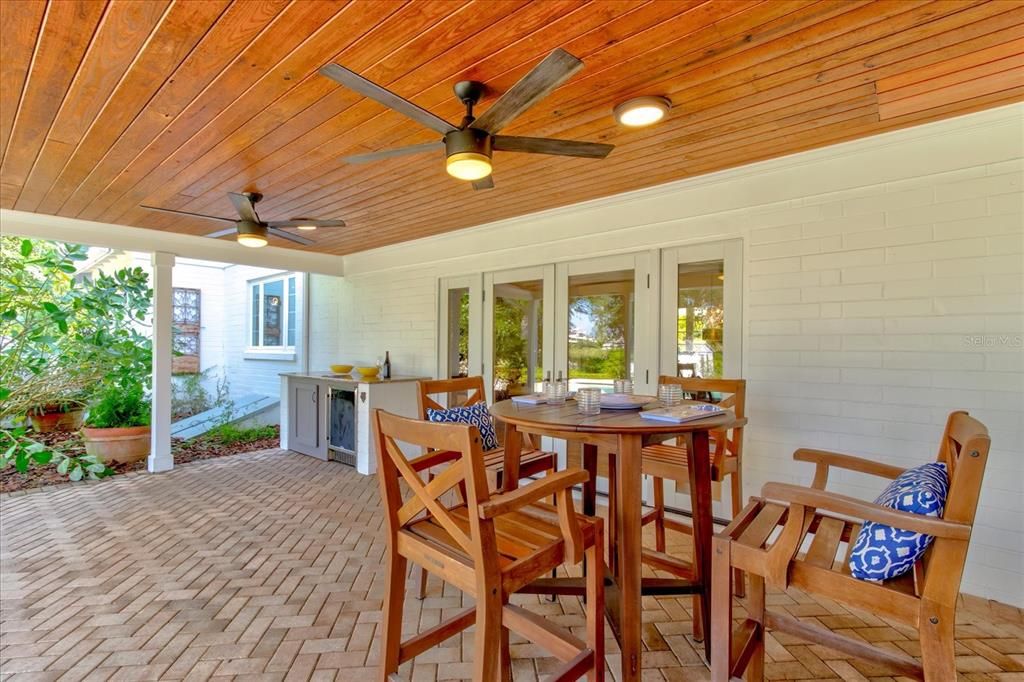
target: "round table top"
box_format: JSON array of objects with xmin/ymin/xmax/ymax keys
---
[{"xmin": 490, "ymin": 397, "xmax": 743, "ymax": 435}]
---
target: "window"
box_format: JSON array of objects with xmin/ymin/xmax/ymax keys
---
[
  {"xmin": 172, "ymin": 288, "xmax": 200, "ymax": 374},
  {"xmin": 249, "ymin": 274, "xmax": 298, "ymax": 350}
]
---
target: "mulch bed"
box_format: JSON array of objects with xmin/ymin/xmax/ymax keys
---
[{"xmin": 0, "ymin": 425, "xmax": 281, "ymax": 494}]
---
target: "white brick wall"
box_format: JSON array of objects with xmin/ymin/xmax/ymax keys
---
[{"xmin": 317, "ymin": 104, "xmax": 1024, "ymax": 605}]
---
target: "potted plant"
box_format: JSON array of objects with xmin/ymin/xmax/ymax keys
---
[
  {"xmin": 26, "ymin": 394, "xmax": 88, "ymax": 433},
  {"xmin": 81, "ymin": 381, "xmax": 151, "ymax": 464}
]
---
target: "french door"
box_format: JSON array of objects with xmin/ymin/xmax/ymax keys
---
[
  {"xmin": 550, "ymin": 252, "xmax": 658, "ymax": 476},
  {"xmin": 656, "ymin": 239, "xmax": 743, "ymax": 514},
  {"xmin": 438, "ymin": 275, "xmax": 482, "ymax": 382}
]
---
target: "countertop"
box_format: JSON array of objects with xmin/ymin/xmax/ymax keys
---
[{"xmin": 280, "ymin": 371, "xmax": 429, "ymax": 385}]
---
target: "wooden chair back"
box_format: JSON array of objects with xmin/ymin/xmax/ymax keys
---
[
  {"xmin": 923, "ymin": 410, "xmax": 990, "ymax": 606},
  {"xmin": 657, "ymin": 375, "xmax": 746, "ymax": 462},
  {"xmin": 373, "ymin": 409, "xmax": 493, "ymax": 562},
  {"xmin": 418, "ymin": 375, "xmax": 487, "ymax": 417}
]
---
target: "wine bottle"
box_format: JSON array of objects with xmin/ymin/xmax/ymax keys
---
[{"xmin": 383, "ymin": 351, "xmax": 392, "ymax": 379}]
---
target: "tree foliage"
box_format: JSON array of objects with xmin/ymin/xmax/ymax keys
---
[{"xmin": 0, "ymin": 238, "xmax": 153, "ymax": 479}]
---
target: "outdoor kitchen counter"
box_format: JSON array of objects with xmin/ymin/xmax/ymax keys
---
[{"xmin": 279, "ymin": 372, "xmax": 429, "ymax": 385}]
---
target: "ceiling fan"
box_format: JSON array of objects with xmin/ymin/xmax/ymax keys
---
[
  {"xmin": 320, "ymin": 48, "xmax": 614, "ymax": 189},
  {"xmin": 141, "ymin": 191, "xmax": 346, "ymax": 248}
]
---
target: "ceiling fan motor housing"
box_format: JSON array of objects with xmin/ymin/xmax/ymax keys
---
[
  {"xmin": 445, "ymin": 128, "xmax": 492, "ymax": 160},
  {"xmin": 236, "ymin": 220, "xmax": 267, "ymax": 237}
]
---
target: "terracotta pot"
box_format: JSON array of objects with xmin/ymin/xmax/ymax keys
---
[
  {"xmin": 28, "ymin": 408, "xmax": 84, "ymax": 433},
  {"xmin": 81, "ymin": 426, "xmax": 151, "ymax": 464}
]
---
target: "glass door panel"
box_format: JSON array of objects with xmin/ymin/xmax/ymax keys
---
[
  {"xmin": 675, "ymin": 261, "xmax": 725, "ymax": 378},
  {"xmin": 492, "ymin": 279, "xmax": 544, "ymax": 399},
  {"xmin": 446, "ymin": 286, "xmax": 470, "ymax": 379},
  {"xmin": 483, "ymin": 266, "xmax": 554, "ymax": 404},
  {"xmin": 438, "ymin": 275, "xmax": 481, "ymax": 407},
  {"xmin": 567, "ymin": 269, "xmax": 635, "ymax": 392}
]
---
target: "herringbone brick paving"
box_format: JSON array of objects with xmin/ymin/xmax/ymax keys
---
[{"xmin": 1, "ymin": 450, "xmax": 1021, "ymax": 681}]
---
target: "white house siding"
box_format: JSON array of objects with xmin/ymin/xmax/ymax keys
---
[
  {"xmin": 172, "ymin": 260, "xmax": 227, "ymax": 394},
  {"xmin": 316, "ymin": 104, "xmax": 1024, "ymax": 606},
  {"xmin": 219, "ymin": 264, "xmax": 306, "ymax": 398}
]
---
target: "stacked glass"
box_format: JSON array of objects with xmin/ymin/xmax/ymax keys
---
[
  {"xmin": 613, "ymin": 378, "xmax": 633, "ymax": 394},
  {"xmin": 577, "ymin": 387, "xmax": 601, "ymax": 415},
  {"xmin": 546, "ymin": 378, "xmax": 567, "ymax": 405},
  {"xmin": 658, "ymin": 383, "xmax": 683, "ymax": 406}
]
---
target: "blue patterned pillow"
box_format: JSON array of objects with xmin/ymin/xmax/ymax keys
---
[
  {"xmin": 848, "ymin": 462, "xmax": 948, "ymax": 582},
  {"xmin": 426, "ymin": 403, "xmax": 499, "ymax": 452}
]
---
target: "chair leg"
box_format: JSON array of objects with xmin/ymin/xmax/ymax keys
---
[
  {"xmin": 417, "ymin": 566, "xmax": 428, "ymax": 600},
  {"xmin": 652, "ymin": 476, "xmax": 667, "ymax": 553},
  {"xmin": 920, "ymin": 600, "xmax": 956, "ymax": 681},
  {"xmin": 380, "ymin": 552, "xmax": 407, "ymax": 681},
  {"xmin": 710, "ymin": 534, "xmax": 732, "ymax": 682},
  {"xmin": 729, "ymin": 471, "xmax": 746, "ymax": 599},
  {"xmin": 586, "ymin": 524, "xmax": 605, "ymax": 682},
  {"xmin": 500, "ymin": 623, "xmax": 513, "ymax": 682},
  {"xmin": 473, "ymin": 583, "xmax": 503, "ymax": 681},
  {"xmin": 692, "ymin": 596, "xmax": 704, "ymax": 643},
  {"xmin": 745, "ymin": 574, "xmax": 766, "ymax": 681},
  {"xmin": 549, "ymin": 467, "xmax": 559, "ymax": 595}
]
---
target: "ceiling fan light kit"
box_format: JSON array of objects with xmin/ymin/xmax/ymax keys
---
[
  {"xmin": 236, "ymin": 221, "xmax": 268, "ymax": 248},
  {"xmin": 445, "ymin": 126, "xmax": 493, "ymax": 180},
  {"xmin": 614, "ymin": 95, "xmax": 671, "ymax": 127},
  {"xmin": 320, "ymin": 48, "xmax": 614, "ymax": 191}
]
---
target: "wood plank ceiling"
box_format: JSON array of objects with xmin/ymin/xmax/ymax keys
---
[{"xmin": 1, "ymin": 0, "xmax": 1022, "ymax": 256}]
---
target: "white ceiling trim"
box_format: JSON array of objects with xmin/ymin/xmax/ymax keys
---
[{"xmin": 0, "ymin": 209, "xmax": 344, "ymax": 276}]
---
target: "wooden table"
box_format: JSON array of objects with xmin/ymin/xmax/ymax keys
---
[{"xmin": 490, "ymin": 399, "xmax": 744, "ymax": 682}]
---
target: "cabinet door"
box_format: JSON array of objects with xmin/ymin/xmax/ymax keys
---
[{"xmin": 291, "ymin": 380, "xmax": 324, "ymax": 459}]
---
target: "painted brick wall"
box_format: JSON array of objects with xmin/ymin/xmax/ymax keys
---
[{"xmin": 319, "ymin": 105, "xmax": 1023, "ymax": 605}]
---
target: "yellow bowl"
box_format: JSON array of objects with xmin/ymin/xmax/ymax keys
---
[
  {"xmin": 355, "ymin": 366, "xmax": 380, "ymax": 378},
  {"xmin": 330, "ymin": 364, "xmax": 353, "ymax": 374}
]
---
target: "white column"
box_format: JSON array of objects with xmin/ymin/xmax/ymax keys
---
[{"xmin": 148, "ymin": 252, "xmax": 175, "ymax": 473}]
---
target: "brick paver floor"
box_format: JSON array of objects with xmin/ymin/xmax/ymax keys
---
[{"xmin": 1, "ymin": 450, "xmax": 1021, "ymax": 681}]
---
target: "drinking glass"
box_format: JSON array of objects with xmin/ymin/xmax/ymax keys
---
[
  {"xmin": 658, "ymin": 383, "xmax": 683, "ymax": 406},
  {"xmin": 613, "ymin": 378, "xmax": 633, "ymax": 394},
  {"xmin": 546, "ymin": 378, "xmax": 567, "ymax": 405},
  {"xmin": 577, "ymin": 387, "xmax": 601, "ymax": 415}
]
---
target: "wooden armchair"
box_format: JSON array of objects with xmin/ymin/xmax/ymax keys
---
[
  {"xmin": 373, "ymin": 409, "xmax": 604, "ymax": 682},
  {"xmin": 711, "ymin": 410, "xmax": 991, "ymax": 681}
]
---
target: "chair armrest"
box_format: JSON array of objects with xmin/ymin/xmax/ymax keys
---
[
  {"xmin": 478, "ymin": 469, "xmax": 589, "ymax": 519},
  {"xmin": 793, "ymin": 448, "xmax": 907, "ymax": 489},
  {"xmin": 479, "ymin": 469, "xmax": 591, "ymax": 564},
  {"xmin": 408, "ymin": 449, "xmax": 460, "ymax": 473},
  {"xmin": 762, "ymin": 482, "xmax": 971, "ymax": 540}
]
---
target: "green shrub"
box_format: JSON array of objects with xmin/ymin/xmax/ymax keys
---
[{"xmin": 86, "ymin": 383, "xmax": 150, "ymax": 429}]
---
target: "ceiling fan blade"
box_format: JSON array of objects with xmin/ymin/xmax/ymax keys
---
[
  {"xmin": 267, "ymin": 227, "xmax": 314, "ymax": 246},
  {"xmin": 472, "ymin": 48, "xmax": 583, "ymax": 134},
  {"xmin": 472, "ymin": 176, "xmax": 494, "ymax": 190},
  {"xmin": 267, "ymin": 219, "xmax": 347, "ymax": 228},
  {"xmin": 492, "ymin": 135, "xmax": 613, "ymax": 159},
  {"xmin": 201, "ymin": 227, "xmax": 237, "ymax": 237},
  {"xmin": 344, "ymin": 140, "xmax": 443, "ymax": 164},
  {"xmin": 320, "ymin": 63, "xmax": 456, "ymax": 135},
  {"xmin": 228, "ymin": 192, "xmax": 260, "ymax": 223},
  {"xmin": 141, "ymin": 205, "xmax": 235, "ymax": 224}
]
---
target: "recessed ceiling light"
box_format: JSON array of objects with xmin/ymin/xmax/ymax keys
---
[
  {"xmin": 613, "ymin": 96, "xmax": 671, "ymax": 127},
  {"xmin": 295, "ymin": 225, "xmax": 317, "ymax": 231}
]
